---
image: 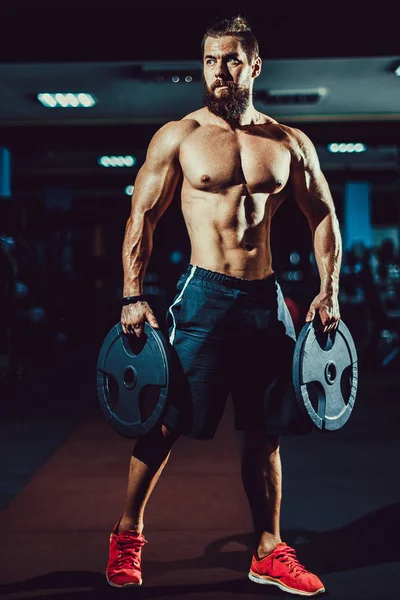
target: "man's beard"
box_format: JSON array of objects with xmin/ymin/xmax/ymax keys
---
[{"xmin": 203, "ymin": 80, "xmax": 251, "ymax": 121}]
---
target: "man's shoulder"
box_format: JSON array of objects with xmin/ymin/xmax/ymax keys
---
[
  {"xmin": 258, "ymin": 117, "xmax": 299, "ymax": 141},
  {"xmin": 259, "ymin": 119, "xmax": 316, "ymax": 160},
  {"xmin": 149, "ymin": 118, "xmax": 200, "ymax": 156},
  {"xmin": 155, "ymin": 109, "xmax": 215, "ymax": 146},
  {"xmin": 270, "ymin": 123, "xmax": 320, "ymax": 172},
  {"xmin": 274, "ymin": 122, "xmax": 314, "ymax": 152},
  {"xmin": 181, "ymin": 107, "xmax": 209, "ymax": 125},
  {"xmin": 155, "ymin": 118, "xmax": 199, "ymax": 141}
]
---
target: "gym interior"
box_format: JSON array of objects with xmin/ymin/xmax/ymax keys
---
[{"xmin": 0, "ymin": 7, "xmax": 399, "ymax": 600}]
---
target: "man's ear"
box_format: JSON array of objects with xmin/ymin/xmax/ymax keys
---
[{"xmin": 252, "ymin": 56, "xmax": 262, "ymax": 79}]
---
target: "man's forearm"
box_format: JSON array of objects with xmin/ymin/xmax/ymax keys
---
[
  {"xmin": 313, "ymin": 211, "xmax": 342, "ymax": 296},
  {"xmin": 122, "ymin": 215, "xmax": 154, "ymax": 296}
]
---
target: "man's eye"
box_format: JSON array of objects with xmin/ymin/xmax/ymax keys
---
[
  {"xmin": 228, "ymin": 58, "xmax": 239, "ymax": 64},
  {"xmin": 206, "ymin": 59, "xmax": 215, "ymax": 65}
]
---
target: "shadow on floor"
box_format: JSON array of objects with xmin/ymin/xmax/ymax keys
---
[
  {"xmin": 1, "ymin": 500, "xmax": 398, "ymax": 598},
  {"xmin": 0, "ymin": 575, "xmax": 287, "ymax": 599}
]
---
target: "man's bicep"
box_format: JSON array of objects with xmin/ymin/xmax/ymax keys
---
[
  {"xmin": 290, "ymin": 130, "xmax": 335, "ymax": 228},
  {"xmin": 128, "ymin": 123, "xmax": 183, "ymax": 223},
  {"xmin": 130, "ymin": 159, "xmax": 181, "ymax": 223}
]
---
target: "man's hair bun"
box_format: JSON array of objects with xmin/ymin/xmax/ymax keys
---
[
  {"xmin": 201, "ymin": 15, "xmax": 259, "ymax": 62},
  {"xmin": 230, "ymin": 16, "xmax": 251, "ymax": 32}
]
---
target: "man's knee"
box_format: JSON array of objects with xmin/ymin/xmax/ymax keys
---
[
  {"xmin": 242, "ymin": 430, "xmax": 280, "ymax": 457},
  {"xmin": 131, "ymin": 423, "xmax": 180, "ymax": 467}
]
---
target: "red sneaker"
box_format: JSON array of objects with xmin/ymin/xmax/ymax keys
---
[
  {"xmin": 248, "ymin": 542, "xmax": 325, "ymax": 596},
  {"xmin": 106, "ymin": 522, "xmax": 148, "ymax": 588}
]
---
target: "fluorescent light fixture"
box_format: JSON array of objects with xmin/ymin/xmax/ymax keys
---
[
  {"xmin": 257, "ymin": 87, "xmax": 327, "ymax": 105},
  {"xmin": 38, "ymin": 93, "xmax": 57, "ymax": 107},
  {"xmin": 37, "ymin": 92, "xmax": 96, "ymax": 108},
  {"xmin": 395, "ymin": 65, "xmax": 400, "ymax": 77},
  {"xmin": 98, "ymin": 155, "xmax": 137, "ymax": 168},
  {"xmin": 141, "ymin": 68, "xmax": 201, "ymax": 83},
  {"xmin": 328, "ymin": 143, "xmax": 367, "ymax": 153},
  {"xmin": 125, "ymin": 185, "xmax": 134, "ymax": 196}
]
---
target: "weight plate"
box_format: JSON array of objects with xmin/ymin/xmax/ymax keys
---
[
  {"xmin": 97, "ymin": 322, "xmax": 171, "ymax": 438},
  {"xmin": 292, "ymin": 320, "xmax": 358, "ymax": 432}
]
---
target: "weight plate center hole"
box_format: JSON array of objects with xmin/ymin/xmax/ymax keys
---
[
  {"xmin": 325, "ymin": 361, "xmax": 336, "ymax": 385},
  {"xmin": 123, "ymin": 366, "xmax": 137, "ymax": 390}
]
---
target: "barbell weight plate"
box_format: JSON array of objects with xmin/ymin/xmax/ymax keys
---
[
  {"xmin": 292, "ymin": 320, "xmax": 358, "ymax": 432},
  {"xmin": 96, "ymin": 322, "xmax": 171, "ymax": 438}
]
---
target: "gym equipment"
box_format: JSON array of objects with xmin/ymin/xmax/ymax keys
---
[
  {"xmin": 98, "ymin": 317, "xmax": 359, "ymax": 437},
  {"xmin": 97, "ymin": 323, "xmax": 171, "ymax": 438},
  {"xmin": 292, "ymin": 320, "xmax": 358, "ymax": 432}
]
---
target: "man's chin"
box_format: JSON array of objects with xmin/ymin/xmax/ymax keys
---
[{"xmin": 203, "ymin": 84, "xmax": 250, "ymax": 120}]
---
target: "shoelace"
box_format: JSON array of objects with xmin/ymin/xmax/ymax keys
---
[
  {"xmin": 116, "ymin": 535, "xmax": 147, "ymax": 570},
  {"xmin": 275, "ymin": 546, "xmax": 308, "ymax": 578}
]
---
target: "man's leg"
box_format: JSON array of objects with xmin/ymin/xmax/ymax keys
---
[
  {"xmin": 240, "ymin": 430, "xmax": 282, "ymax": 556},
  {"xmin": 119, "ymin": 423, "xmax": 181, "ymax": 533}
]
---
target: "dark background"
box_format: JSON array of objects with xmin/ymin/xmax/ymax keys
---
[{"xmin": 0, "ymin": 5, "xmax": 400, "ymax": 597}]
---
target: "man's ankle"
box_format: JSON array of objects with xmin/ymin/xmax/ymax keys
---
[
  {"xmin": 118, "ymin": 518, "xmax": 143, "ymax": 534},
  {"xmin": 256, "ymin": 535, "xmax": 282, "ymax": 558}
]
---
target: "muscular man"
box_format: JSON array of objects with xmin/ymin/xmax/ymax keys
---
[{"xmin": 106, "ymin": 16, "xmax": 341, "ymax": 597}]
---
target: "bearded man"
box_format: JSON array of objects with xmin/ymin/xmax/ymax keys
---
[{"xmin": 106, "ymin": 15, "xmax": 341, "ymax": 597}]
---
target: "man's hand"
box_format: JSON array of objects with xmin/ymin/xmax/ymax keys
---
[
  {"xmin": 305, "ymin": 292, "xmax": 340, "ymax": 332},
  {"xmin": 121, "ymin": 301, "xmax": 159, "ymax": 338}
]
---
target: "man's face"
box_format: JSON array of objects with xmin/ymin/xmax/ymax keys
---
[{"xmin": 203, "ymin": 35, "xmax": 260, "ymax": 120}]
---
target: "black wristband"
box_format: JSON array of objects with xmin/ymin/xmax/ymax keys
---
[{"xmin": 121, "ymin": 295, "xmax": 147, "ymax": 306}]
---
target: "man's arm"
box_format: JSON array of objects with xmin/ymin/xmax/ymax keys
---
[
  {"xmin": 121, "ymin": 119, "xmax": 195, "ymax": 335},
  {"xmin": 289, "ymin": 128, "xmax": 342, "ymax": 331}
]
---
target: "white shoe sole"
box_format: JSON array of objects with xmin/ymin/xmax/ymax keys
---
[
  {"xmin": 106, "ymin": 574, "xmax": 142, "ymax": 588},
  {"xmin": 248, "ymin": 571, "xmax": 325, "ymax": 596}
]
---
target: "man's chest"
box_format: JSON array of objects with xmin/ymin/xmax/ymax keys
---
[{"xmin": 179, "ymin": 127, "xmax": 291, "ymax": 195}]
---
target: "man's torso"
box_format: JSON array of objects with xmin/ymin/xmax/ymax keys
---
[{"xmin": 176, "ymin": 108, "xmax": 296, "ymax": 280}]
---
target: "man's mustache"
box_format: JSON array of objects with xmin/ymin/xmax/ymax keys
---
[{"xmin": 211, "ymin": 81, "xmax": 235, "ymax": 91}]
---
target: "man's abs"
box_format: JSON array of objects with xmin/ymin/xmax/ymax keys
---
[
  {"xmin": 181, "ymin": 182, "xmax": 276, "ymax": 280},
  {"xmin": 178, "ymin": 119, "xmax": 292, "ymax": 280}
]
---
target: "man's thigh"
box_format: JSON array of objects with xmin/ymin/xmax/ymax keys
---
[{"xmin": 230, "ymin": 325, "xmax": 311, "ymax": 436}]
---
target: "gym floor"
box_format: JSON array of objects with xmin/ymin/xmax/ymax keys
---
[{"xmin": 0, "ymin": 345, "xmax": 399, "ymax": 600}]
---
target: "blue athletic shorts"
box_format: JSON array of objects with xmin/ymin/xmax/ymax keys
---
[{"xmin": 162, "ymin": 264, "xmax": 311, "ymax": 440}]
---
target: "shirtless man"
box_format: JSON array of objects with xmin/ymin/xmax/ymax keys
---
[{"xmin": 106, "ymin": 16, "xmax": 341, "ymax": 597}]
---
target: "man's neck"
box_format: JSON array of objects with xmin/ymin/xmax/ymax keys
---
[
  {"xmin": 234, "ymin": 103, "xmax": 260, "ymax": 126},
  {"xmin": 206, "ymin": 103, "xmax": 262, "ymax": 129}
]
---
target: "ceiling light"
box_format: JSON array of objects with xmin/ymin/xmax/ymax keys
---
[
  {"xmin": 140, "ymin": 68, "xmax": 201, "ymax": 83},
  {"xmin": 38, "ymin": 93, "xmax": 57, "ymax": 107},
  {"xmin": 98, "ymin": 155, "xmax": 136, "ymax": 168},
  {"xmin": 354, "ymin": 143, "xmax": 367, "ymax": 153},
  {"xmin": 255, "ymin": 88, "xmax": 327, "ymax": 105},
  {"xmin": 78, "ymin": 93, "xmax": 96, "ymax": 107},
  {"xmin": 123, "ymin": 156, "xmax": 135, "ymax": 167},
  {"xmin": 55, "ymin": 93, "xmax": 69, "ymax": 107},
  {"xmin": 66, "ymin": 93, "xmax": 79, "ymax": 107},
  {"xmin": 327, "ymin": 143, "xmax": 367, "ymax": 153},
  {"xmin": 125, "ymin": 185, "xmax": 134, "ymax": 196},
  {"xmin": 37, "ymin": 92, "xmax": 96, "ymax": 108}
]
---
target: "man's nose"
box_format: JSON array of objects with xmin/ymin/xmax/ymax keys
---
[{"xmin": 215, "ymin": 61, "xmax": 228, "ymax": 79}]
